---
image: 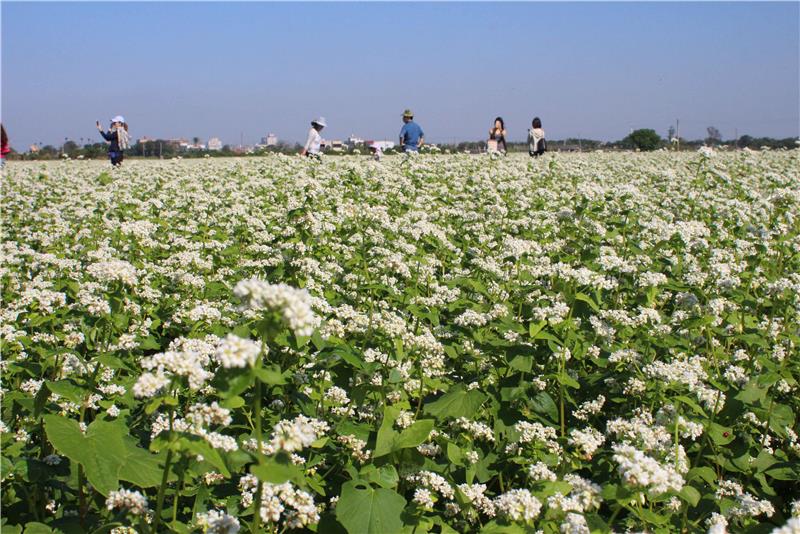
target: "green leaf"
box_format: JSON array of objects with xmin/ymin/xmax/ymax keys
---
[
  {"xmin": 336, "ymin": 481, "xmax": 406, "ymax": 534},
  {"xmin": 528, "ymin": 320, "xmax": 546, "ymax": 338},
  {"xmin": 575, "ymin": 292, "xmax": 600, "ymax": 312},
  {"xmin": 250, "ymin": 456, "xmax": 303, "ymax": 485},
  {"xmin": 447, "ymin": 442, "xmax": 464, "ymax": 465},
  {"xmin": 46, "ymin": 380, "xmax": 85, "ymax": 405},
  {"xmin": 374, "ymin": 407, "xmax": 433, "ymax": 458},
  {"xmin": 424, "ymin": 385, "xmax": 486, "ymax": 420},
  {"xmin": 679, "ymin": 486, "xmax": 701, "ymax": 507},
  {"xmin": 508, "ymin": 355, "xmax": 533, "ymax": 373},
  {"xmin": 708, "ymin": 422, "xmax": 734, "ymax": 445},
  {"xmin": 43, "ymin": 415, "xmax": 163, "ymax": 496},
  {"xmin": 686, "ymin": 467, "xmax": 717, "ymax": 485},
  {"xmin": 529, "ymin": 391, "xmax": 558, "ymax": 423},
  {"xmin": 22, "ymin": 523, "xmax": 53, "ymax": 534},
  {"xmin": 674, "ymin": 395, "xmax": 707, "ymax": 417},
  {"xmin": 254, "ymin": 365, "xmax": 287, "ymax": 385}
]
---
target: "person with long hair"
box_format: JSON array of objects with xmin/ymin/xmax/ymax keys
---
[
  {"xmin": 0, "ymin": 124, "xmax": 10, "ymax": 168},
  {"xmin": 528, "ymin": 117, "xmax": 546, "ymax": 157},
  {"xmin": 97, "ymin": 115, "xmax": 130, "ymax": 166},
  {"xmin": 488, "ymin": 117, "xmax": 507, "ymax": 153}
]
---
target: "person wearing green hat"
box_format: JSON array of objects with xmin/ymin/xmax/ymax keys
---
[{"xmin": 399, "ymin": 109, "xmax": 424, "ymax": 152}]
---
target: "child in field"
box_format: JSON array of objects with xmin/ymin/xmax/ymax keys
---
[
  {"xmin": 528, "ymin": 117, "xmax": 546, "ymax": 157},
  {"xmin": 97, "ymin": 116, "xmax": 130, "ymax": 166}
]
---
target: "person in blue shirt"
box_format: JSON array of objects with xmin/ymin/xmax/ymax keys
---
[{"xmin": 399, "ymin": 109, "xmax": 424, "ymax": 152}]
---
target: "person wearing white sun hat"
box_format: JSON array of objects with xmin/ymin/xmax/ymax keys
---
[
  {"xmin": 300, "ymin": 117, "xmax": 326, "ymax": 159},
  {"xmin": 96, "ymin": 115, "xmax": 130, "ymax": 166}
]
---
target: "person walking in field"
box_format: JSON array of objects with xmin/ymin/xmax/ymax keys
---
[
  {"xmin": 1, "ymin": 125, "xmax": 10, "ymax": 168},
  {"xmin": 399, "ymin": 109, "xmax": 424, "ymax": 152},
  {"xmin": 97, "ymin": 116, "xmax": 130, "ymax": 166},
  {"xmin": 300, "ymin": 117, "xmax": 326, "ymax": 159},
  {"xmin": 488, "ymin": 117, "xmax": 508, "ymax": 153},
  {"xmin": 528, "ymin": 117, "xmax": 546, "ymax": 157}
]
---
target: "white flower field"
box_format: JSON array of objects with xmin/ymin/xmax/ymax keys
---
[{"xmin": 1, "ymin": 150, "xmax": 798, "ymax": 534}]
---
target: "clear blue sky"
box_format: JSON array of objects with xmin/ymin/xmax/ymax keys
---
[{"xmin": 2, "ymin": 2, "xmax": 798, "ymax": 149}]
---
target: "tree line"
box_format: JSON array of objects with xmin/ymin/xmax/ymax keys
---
[{"xmin": 6, "ymin": 130, "xmax": 798, "ymax": 160}]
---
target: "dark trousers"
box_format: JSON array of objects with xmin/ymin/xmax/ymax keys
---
[{"xmin": 109, "ymin": 152, "xmax": 124, "ymax": 166}]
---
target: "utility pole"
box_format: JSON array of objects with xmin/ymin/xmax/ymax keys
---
[
  {"xmin": 676, "ymin": 119, "xmax": 680, "ymax": 151},
  {"xmin": 734, "ymin": 128, "xmax": 738, "ymax": 149}
]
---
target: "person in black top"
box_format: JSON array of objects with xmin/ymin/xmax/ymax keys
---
[{"xmin": 96, "ymin": 115, "xmax": 130, "ymax": 166}]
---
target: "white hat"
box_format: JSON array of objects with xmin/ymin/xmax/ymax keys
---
[
  {"xmin": 111, "ymin": 115, "xmax": 126, "ymax": 123},
  {"xmin": 312, "ymin": 117, "xmax": 327, "ymax": 127}
]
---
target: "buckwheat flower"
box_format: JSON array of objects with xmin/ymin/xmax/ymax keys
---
[
  {"xmin": 494, "ymin": 489, "xmax": 542, "ymax": 523},
  {"xmin": 413, "ymin": 488, "xmax": 435, "ymax": 509},
  {"xmin": 269, "ymin": 415, "xmax": 329, "ymax": 453},
  {"xmin": 87, "ymin": 260, "xmax": 138, "ymax": 286},
  {"xmin": 20, "ymin": 379, "xmax": 44, "ymax": 395},
  {"xmin": 215, "ymin": 334, "xmax": 262, "ymax": 368},
  {"xmin": 132, "ymin": 371, "xmax": 170, "ymax": 398},
  {"xmin": 395, "ymin": 410, "xmax": 415, "ymax": 430},
  {"xmin": 106, "ymin": 489, "xmax": 149, "ymax": 516},
  {"xmin": 612, "ymin": 443, "xmax": 684, "ymax": 497},
  {"xmin": 569, "ymin": 427, "xmax": 605, "ymax": 459},
  {"xmin": 417, "ymin": 442, "xmax": 441, "ymax": 457},
  {"xmin": 337, "ymin": 434, "xmax": 371, "ymax": 463},
  {"xmin": 770, "ymin": 517, "xmax": 800, "ymax": 534},
  {"xmin": 528, "ymin": 462, "xmax": 557, "ymax": 482},
  {"xmin": 706, "ymin": 512, "xmax": 728, "ymax": 534},
  {"xmin": 465, "ymin": 450, "xmax": 480, "ymax": 464},
  {"xmin": 196, "ymin": 509, "xmax": 241, "ymax": 534},
  {"xmin": 234, "ymin": 279, "xmax": 320, "ymax": 337},
  {"xmin": 107, "ymin": 404, "xmax": 121, "ymax": 418},
  {"xmin": 560, "ymin": 513, "xmax": 590, "ymax": 534},
  {"xmin": 574, "ymin": 395, "xmax": 605, "ymax": 421}
]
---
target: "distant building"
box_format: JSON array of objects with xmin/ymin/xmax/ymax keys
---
[
  {"xmin": 366, "ymin": 140, "xmax": 395, "ymax": 151},
  {"xmin": 347, "ymin": 135, "xmax": 364, "ymax": 148},
  {"xmin": 266, "ymin": 134, "xmax": 277, "ymax": 146},
  {"xmin": 320, "ymin": 139, "xmax": 345, "ymax": 151},
  {"xmin": 207, "ymin": 138, "xmax": 223, "ymax": 151}
]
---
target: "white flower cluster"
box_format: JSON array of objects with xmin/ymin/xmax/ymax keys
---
[
  {"xmin": 560, "ymin": 512, "xmax": 590, "ymax": 534},
  {"xmin": 452, "ymin": 417, "xmax": 495, "ymax": 442},
  {"xmin": 215, "ymin": 334, "xmax": 262, "ymax": 368},
  {"xmin": 612, "ymin": 443, "xmax": 684, "ymax": 497},
  {"xmin": 337, "ymin": 434, "xmax": 371, "ymax": 463},
  {"xmin": 716, "ymin": 479, "xmax": 775, "ymax": 520},
  {"xmin": 547, "ymin": 474, "xmax": 603, "ymax": 513},
  {"xmin": 506, "ymin": 421, "xmax": 561, "ymax": 456},
  {"xmin": 268, "ymin": 415, "xmax": 330, "ymax": 453},
  {"xmin": 195, "ymin": 509, "xmax": 241, "ymax": 534},
  {"xmin": 105, "ymin": 488, "xmax": 149, "ymax": 516},
  {"xmin": 528, "ymin": 462, "xmax": 558, "ymax": 482},
  {"xmin": 568, "ymin": 427, "xmax": 605, "ymax": 459},
  {"xmin": 573, "ymin": 395, "xmax": 606, "ymax": 421},
  {"xmin": 234, "ymin": 279, "xmax": 320, "ymax": 337},
  {"xmin": 770, "ymin": 517, "xmax": 800, "ymax": 534},
  {"xmin": 134, "ymin": 348, "xmax": 214, "ymax": 396},
  {"xmin": 86, "ymin": 260, "xmax": 138, "ymax": 286},
  {"xmin": 494, "ymin": 489, "xmax": 542, "ymax": 523},
  {"xmin": 239, "ymin": 476, "xmax": 319, "ymax": 529}
]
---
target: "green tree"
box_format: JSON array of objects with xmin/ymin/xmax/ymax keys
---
[{"xmin": 623, "ymin": 129, "xmax": 662, "ymax": 151}]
